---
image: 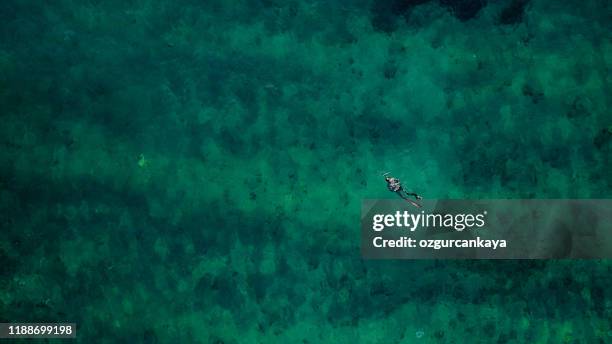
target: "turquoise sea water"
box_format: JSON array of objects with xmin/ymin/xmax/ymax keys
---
[{"xmin": 0, "ymin": 0, "xmax": 611, "ymax": 343}]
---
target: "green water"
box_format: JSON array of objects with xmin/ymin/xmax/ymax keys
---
[{"xmin": 0, "ymin": 0, "xmax": 610, "ymax": 343}]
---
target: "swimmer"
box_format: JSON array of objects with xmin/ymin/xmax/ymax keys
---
[{"xmin": 383, "ymin": 172, "xmax": 422, "ymax": 208}]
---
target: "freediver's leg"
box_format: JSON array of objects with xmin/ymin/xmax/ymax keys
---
[
  {"xmin": 406, "ymin": 192, "xmax": 422, "ymax": 200},
  {"xmin": 396, "ymin": 191, "xmax": 422, "ymax": 208},
  {"xmin": 396, "ymin": 191, "xmax": 409, "ymax": 201},
  {"xmin": 400, "ymin": 189, "xmax": 422, "ymax": 200}
]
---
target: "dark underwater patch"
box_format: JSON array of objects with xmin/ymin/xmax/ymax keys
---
[
  {"xmin": 499, "ymin": 0, "xmax": 530, "ymax": 25},
  {"xmin": 370, "ymin": 0, "xmax": 430, "ymax": 33},
  {"xmin": 439, "ymin": 0, "xmax": 487, "ymax": 22},
  {"xmin": 594, "ymin": 126, "xmax": 612, "ymax": 150},
  {"xmin": 371, "ymin": 0, "xmax": 487, "ymax": 33}
]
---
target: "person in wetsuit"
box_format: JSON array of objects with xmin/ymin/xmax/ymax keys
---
[{"xmin": 384, "ymin": 174, "xmax": 422, "ymax": 206}]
